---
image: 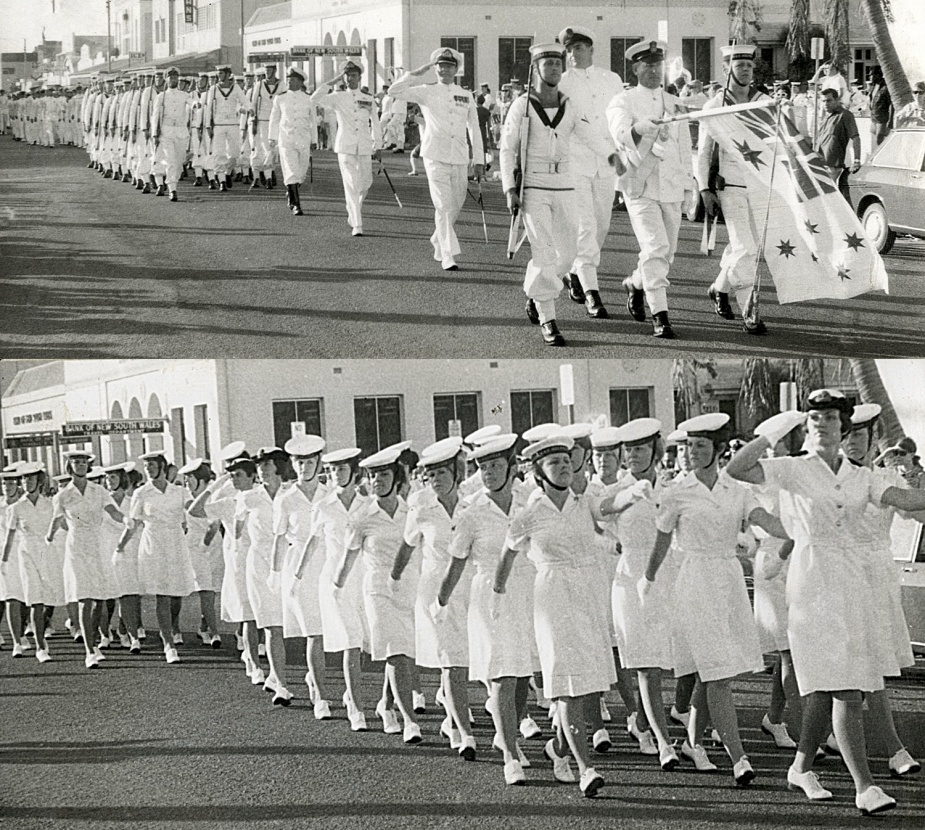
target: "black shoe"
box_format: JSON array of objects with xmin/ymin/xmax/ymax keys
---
[
  {"xmin": 541, "ymin": 320, "xmax": 566, "ymax": 346},
  {"xmin": 180, "ymin": 169, "xmax": 187, "ymax": 180},
  {"xmin": 103, "ymin": 169, "xmax": 112, "ymax": 179},
  {"xmin": 270, "ymin": 173, "xmax": 277, "ymax": 187},
  {"xmin": 194, "ymin": 176, "xmax": 202, "ymax": 187},
  {"xmin": 220, "ymin": 181, "xmax": 228, "ymax": 192},
  {"xmin": 155, "ymin": 184, "xmax": 166, "ymax": 197},
  {"xmin": 169, "ymin": 190, "xmax": 178, "ymax": 202},
  {"xmin": 565, "ymin": 273, "xmax": 586, "ymax": 304},
  {"xmin": 122, "ymin": 173, "xmax": 131, "ymax": 183},
  {"xmin": 525, "ymin": 298, "xmax": 539, "ymax": 325},
  {"xmin": 652, "ymin": 311, "xmax": 676, "ymax": 339},
  {"xmin": 225, "ymin": 175, "xmax": 233, "ymax": 190},
  {"xmin": 393, "ymin": 148, "xmax": 404, "ymax": 154},
  {"xmin": 623, "ymin": 277, "xmax": 646, "ymax": 322},
  {"xmin": 87, "ymin": 161, "xmax": 94, "ymax": 168},
  {"xmin": 208, "ymin": 179, "xmax": 216, "ymax": 190},
  {"xmin": 585, "ymin": 290, "xmax": 608, "ymax": 318},
  {"xmin": 134, "ymin": 179, "xmax": 144, "ymax": 190},
  {"xmin": 234, "ymin": 171, "xmax": 242, "ymax": 182},
  {"xmin": 292, "ymin": 205, "xmax": 303, "ymax": 216},
  {"xmin": 142, "ymin": 182, "xmax": 151, "ymax": 194},
  {"xmin": 708, "ymin": 286, "xmax": 735, "ymax": 320},
  {"xmin": 743, "ymin": 318, "xmax": 768, "ymax": 335}
]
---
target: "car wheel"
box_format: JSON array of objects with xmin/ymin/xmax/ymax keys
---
[{"xmin": 861, "ymin": 201, "xmax": 896, "ymax": 255}]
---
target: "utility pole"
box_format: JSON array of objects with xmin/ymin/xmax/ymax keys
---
[
  {"xmin": 240, "ymin": 0, "xmax": 246, "ymax": 73},
  {"xmin": 106, "ymin": 0, "xmax": 112, "ymax": 73}
]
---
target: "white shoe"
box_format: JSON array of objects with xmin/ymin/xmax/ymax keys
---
[
  {"xmin": 592, "ymin": 728, "xmax": 612, "ymax": 753},
  {"xmin": 250, "ymin": 668, "xmax": 266, "ymax": 685},
  {"xmin": 118, "ymin": 632, "xmax": 132, "ymax": 649},
  {"xmin": 761, "ymin": 714, "xmax": 797, "ymax": 749},
  {"xmin": 272, "ymin": 687, "xmax": 293, "ymax": 707},
  {"xmin": 257, "ymin": 643, "xmax": 266, "ymax": 656},
  {"xmin": 855, "ymin": 785, "xmax": 896, "ymax": 816},
  {"xmin": 660, "ymin": 744, "xmax": 680, "ymax": 771},
  {"xmin": 889, "ymin": 747, "xmax": 921, "ymax": 777},
  {"xmin": 209, "ymin": 634, "xmax": 221, "ymax": 649},
  {"xmin": 97, "ymin": 635, "xmax": 111, "ymax": 649},
  {"xmin": 349, "ymin": 710, "xmax": 368, "ymax": 732},
  {"xmin": 164, "ymin": 646, "xmax": 180, "ymax": 664},
  {"xmin": 516, "ymin": 742, "xmax": 531, "ymax": 769},
  {"xmin": 458, "ymin": 735, "xmax": 476, "ymax": 761},
  {"xmin": 599, "ymin": 697, "xmax": 612, "ymax": 722},
  {"xmin": 11, "ymin": 643, "xmax": 24, "ymax": 658},
  {"xmin": 45, "ymin": 626, "xmax": 57, "ymax": 638},
  {"xmin": 84, "ymin": 653, "xmax": 100, "ymax": 669},
  {"xmin": 375, "ymin": 701, "xmax": 401, "ymax": 734},
  {"xmin": 637, "ymin": 730, "xmax": 658, "ymax": 756},
  {"xmin": 680, "ymin": 741, "xmax": 717, "ymax": 772},
  {"xmin": 263, "ymin": 677, "xmax": 279, "ymax": 694},
  {"xmin": 733, "ymin": 755, "xmax": 755, "ymax": 786},
  {"xmin": 137, "ymin": 627, "xmax": 146, "ymax": 640},
  {"xmin": 440, "ymin": 716, "xmax": 462, "ymax": 750},
  {"xmin": 504, "ymin": 759, "xmax": 526, "ymax": 785},
  {"xmin": 412, "ymin": 690, "xmax": 426, "ymax": 713},
  {"xmin": 351, "ymin": 226, "xmax": 364, "ymax": 237},
  {"xmin": 235, "ymin": 632, "xmax": 245, "ymax": 651},
  {"xmin": 544, "ymin": 738, "xmax": 575, "ymax": 783},
  {"xmin": 519, "ymin": 716, "xmax": 541, "ymax": 740},
  {"xmin": 787, "ymin": 765, "xmax": 833, "ymax": 800},
  {"xmin": 93, "ymin": 647, "xmax": 106, "ymax": 662},
  {"xmin": 403, "ymin": 721, "xmax": 423, "ymax": 744},
  {"xmin": 314, "ymin": 700, "xmax": 332, "ymax": 720},
  {"xmin": 35, "ymin": 648, "xmax": 51, "ymax": 663},
  {"xmin": 669, "ymin": 705, "xmax": 690, "ymax": 727},
  {"xmin": 441, "ymin": 256, "xmax": 458, "ymax": 271},
  {"xmin": 579, "ymin": 767, "xmax": 605, "ymax": 798},
  {"xmin": 129, "ymin": 638, "xmax": 141, "ymax": 654},
  {"xmin": 19, "ymin": 636, "xmax": 32, "ymax": 651}
]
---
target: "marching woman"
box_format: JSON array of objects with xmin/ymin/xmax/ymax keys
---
[
  {"xmin": 311, "ymin": 446, "xmax": 372, "ymax": 731},
  {"xmin": 47, "ymin": 450, "xmax": 122, "ymax": 669},
  {"xmin": 103, "ymin": 462, "xmax": 143, "ymax": 652},
  {"xmin": 189, "ymin": 447, "xmax": 260, "ymax": 682},
  {"xmin": 598, "ymin": 418, "xmax": 680, "ymax": 770},
  {"xmin": 335, "ymin": 442, "xmax": 423, "ymax": 745},
  {"xmin": 393, "ymin": 438, "xmax": 475, "ymax": 759},
  {"xmin": 640, "ymin": 413, "xmax": 790, "ymax": 785},
  {"xmin": 243, "ymin": 447, "xmax": 295, "ymax": 705},
  {"xmin": 495, "ymin": 434, "xmax": 616, "ymax": 798},
  {"xmin": 3, "ymin": 463, "xmax": 61, "ymax": 663},
  {"xmin": 1, "ymin": 467, "xmax": 29, "ymax": 657},
  {"xmin": 726, "ymin": 389, "xmax": 925, "ymax": 814},
  {"xmin": 117, "ymin": 452, "xmax": 195, "ymax": 664},
  {"xmin": 274, "ymin": 436, "xmax": 328, "ymax": 712},
  {"xmin": 842, "ymin": 404, "xmax": 921, "ymax": 777},
  {"xmin": 177, "ymin": 459, "xmax": 223, "ymax": 648},
  {"xmin": 437, "ymin": 434, "xmax": 536, "ymax": 785}
]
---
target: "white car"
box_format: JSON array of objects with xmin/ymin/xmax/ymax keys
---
[{"xmin": 893, "ymin": 515, "xmax": 925, "ymax": 655}]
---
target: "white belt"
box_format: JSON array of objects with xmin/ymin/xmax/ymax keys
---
[{"xmin": 528, "ymin": 162, "xmax": 569, "ymax": 174}]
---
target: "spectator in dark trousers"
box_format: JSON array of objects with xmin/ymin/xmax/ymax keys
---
[
  {"xmin": 868, "ymin": 67, "xmax": 893, "ymax": 148},
  {"xmin": 817, "ymin": 88, "xmax": 860, "ymax": 205}
]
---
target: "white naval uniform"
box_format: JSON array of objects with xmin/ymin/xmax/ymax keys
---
[
  {"xmin": 500, "ymin": 92, "xmax": 612, "ymax": 321},
  {"xmin": 152, "ymin": 87, "xmax": 191, "ymax": 189},
  {"xmin": 188, "ymin": 87, "xmax": 212, "ymax": 178},
  {"xmin": 696, "ymin": 89, "xmax": 773, "ymax": 315},
  {"xmin": 607, "ymin": 86, "xmax": 694, "ymax": 316},
  {"xmin": 268, "ymin": 88, "xmax": 316, "ymax": 186},
  {"xmin": 251, "ymin": 78, "xmax": 285, "ymax": 176},
  {"xmin": 204, "ymin": 482, "xmax": 253, "ymax": 623},
  {"xmin": 310, "ymin": 85, "xmax": 382, "ymax": 232},
  {"xmin": 239, "ymin": 485, "xmax": 284, "ymax": 629},
  {"xmin": 53, "ymin": 481, "xmax": 118, "ymax": 602},
  {"xmin": 389, "ymin": 75, "xmax": 484, "ymax": 265},
  {"xmin": 380, "ymin": 93, "xmax": 408, "ymax": 148},
  {"xmin": 132, "ymin": 85, "xmax": 158, "ymax": 179},
  {"xmin": 7, "ymin": 494, "xmax": 65, "ymax": 608},
  {"xmin": 1, "ymin": 497, "xmax": 26, "ymax": 602},
  {"xmin": 130, "ymin": 482, "xmax": 195, "ymax": 597},
  {"xmin": 655, "ymin": 471, "xmax": 764, "ymax": 682},
  {"xmin": 116, "ymin": 89, "xmax": 134, "ymax": 171},
  {"xmin": 206, "ymin": 83, "xmax": 252, "ymax": 179},
  {"xmin": 559, "ymin": 65, "xmax": 623, "ymax": 292}
]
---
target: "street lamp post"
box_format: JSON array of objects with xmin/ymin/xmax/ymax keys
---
[{"xmin": 107, "ymin": 0, "xmax": 112, "ymax": 73}]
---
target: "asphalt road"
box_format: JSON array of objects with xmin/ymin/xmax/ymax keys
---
[
  {"xmin": 1, "ymin": 600, "xmax": 924, "ymax": 830},
  {"xmin": 1, "ymin": 136, "xmax": 923, "ymax": 360}
]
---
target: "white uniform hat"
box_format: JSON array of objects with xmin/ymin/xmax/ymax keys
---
[
  {"xmin": 468, "ymin": 434, "xmax": 519, "ymax": 463},
  {"xmin": 620, "ymin": 418, "xmax": 662, "ymax": 445},
  {"xmin": 677, "ymin": 413, "xmax": 730, "ymax": 437},
  {"xmin": 360, "ymin": 443, "xmax": 407, "ymax": 470},
  {"xmin": 626, "ymin": 39, "xmax": 668, "ymax": 64},
  {"xmin": 87, "ymin": 466, "xmax": 106, "ymax": 479},
  {"xmin": 219, "ymin": 441, "xmax": 249, "ymax": 462},
  {"xmin": 850, "ymin": 403, "xmax": 882, "ymax": 428},
  {"xmin": 419, "ymin": 437, "xmax": 464, "ymax": 468},
  {"xmin": 176, "ymin": 458, "xmax": 207, "ymax": 476},
  {"xmin": 530, "ymin": 43, "xmax": 566, "ymax": 63},
  {"xmin": 1, "ymin": 463, "xmax": 25, "ymax": 479},
  {"xmin": 561, "ymin": 423, "xmax": 592, "ymax": 442},
  {"xmin": 288, "ymin": 66, "xmax": 307, "ymax": 82},
  {"xmin": 721, "ymin": 43, "xmax": 757, "ymax": 61},
  {"xmin": 252, "ymin": 446, "xmax": 288, "ymax": 463},
  {"xmin": 464, "ymin": 425, "xmax": 502, "ymax": 446},
  {"xmin": 284, "ymin": 435, "xmax": 326, "ymax": 457},
  {"xmin": 102, "ymin": 460, "xmax": 137, "ymax": 474},
  {"xmin": 558, "ymin": 26, "xmax": 595, "ymax": 47},
  {"xmin": 139, "ymin": 450, "xmax": 169, "ymax": 461},
  {"xmin": 591, "ymin": 427, "xmax": 623, "ymax": 450},
  {"xmin": 665, "ymin": 429, "xmax": 688, "ymax": 445},
  {"xmin": 522, "ymin": 434, "xmax": 574, "ymax": 462},
  {"xmin": 522, "ymin": 423, "xmax": 562, "ymax": 442},
  {"xmin": 322, "ymin": 447, "xmax": 362, "ymax": 465},
  {"xmin": 430, "ymin": 47, "xmax": 462, "ymax": 66},
  {"xmin": 15, "ymin": 461, "xmax": 45, "ymax": 476},
  {"xmin": 63, "ymin": 449, "xmax": 96, "ymax": 463}
]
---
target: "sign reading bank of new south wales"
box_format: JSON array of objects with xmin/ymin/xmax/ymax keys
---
[
  {"xmin": 289, "ymin": 45, "xmax": 363, "ymax": 58},
  {"xmin": 61, "ymin": 419, "xmax": 165, "ymax": 436}
]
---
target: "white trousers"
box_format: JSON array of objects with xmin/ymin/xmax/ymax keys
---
[
  {"xmin": 279, "ymin": 143, "xmax": 311, "ymax": 185},
  {"xmin": 571, "ymin": 170, "xmax": 616, "ymax": 291},
  {"xmin": 383, "ymin": 114, "xmax": 405, "ymax": 147},
  {"xmin": 716, "ymin": 187, "xmax": 762, "ymax": 314},
  {"xmin": 211, "ymin": 125, "xmax": 240, "ymax": 177},
  {"xmin": 191, "ymin": 131, "xmax": 212, "ymax": 175},
  {"xmin": 624, "ymin": 195, "xmax": 683, "ymax": 315},
  {"xmin": 423, "ymin": 158, "xmax": 468, "ymax": 262},
  {"xmin": 337, "ymin": 152, "xmax": 372, "ymax": 230},
  {"xmin": 251, "ymin": 122, "xmax": 274, "ymax": 174},
  {"xmin": 158, "ymin": 128, "xmax": 188, "ymax": 188},
  {"xmin": 522, "ymin": 187, "xmax": 578, "ymax": 305},
  {"xmin": 134, "ymin": 136, "xmax": 153, "ymax": 177}
]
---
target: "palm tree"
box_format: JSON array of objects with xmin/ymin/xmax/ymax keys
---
[
  {"xmin": 786, "ymin": 0, "xmax": 811, "ymax": 63},
  {"xmin": 848, "ymin": 358, "xmax": 905, "ymax": 447},
  {"xmin": 823, "ymin": 0, "xmax": 850, "ymax": 74},
  {"xmin": 672, "ymin": 359, "xmax": 717, "ymax": 424},
  {"xmin": 730, "ymin": 0, "xmax": 764, "ymax": 44},
  {"xmin": 859, "ymin": 0, "xmax": 913, "ymax": 109}
]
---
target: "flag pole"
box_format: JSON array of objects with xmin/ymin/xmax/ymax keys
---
[{"xmin": 656, "ymin": 98, "xmax": 777, "ymax": 124}]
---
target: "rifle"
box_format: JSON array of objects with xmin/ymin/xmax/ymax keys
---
[{"xmin": 506, "ymin": 57, "xmax": 534, "ymax": 259}]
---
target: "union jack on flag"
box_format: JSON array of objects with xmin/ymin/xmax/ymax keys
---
[{"xmin": 700, "ymin": 101, "xmax": 888, "ymax": 304}]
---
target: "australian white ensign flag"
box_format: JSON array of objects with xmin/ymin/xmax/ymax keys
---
[{"xmin": 699, "ymin": 101, "xmax": 888, "ymax": 304}]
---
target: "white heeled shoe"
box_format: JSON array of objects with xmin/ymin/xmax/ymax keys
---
[
  {"xmin": 680, "ymin": 741, "xmax": 717, "ymax": 772},
  {"xmin": 787, "ymin": 765, "xmax": 832, "ymax": 800},
  {"xmin": 519, "ymin": 716, "xmax": 541, "ymax": 740},
  {"xmin": 579, "ymin": 767, "xmax": 604, "ymax": 797},
  {"xmin": 855, "ymin": 785, "xmax": 896, "ymax": 816},
  {"xmin": 504, "ymin": 759, "xmax": 526, "ymax": 785},
  {"xmin": 888, "ymin": 747, "xmax": 921, "ymax": 777},
  {"xmin": 544, "ymin": 738, "xmax": 575, "ymax": 783},
  {"xmin": 761, "ymin": 713, "xmax": 797, "ymax": 749}
]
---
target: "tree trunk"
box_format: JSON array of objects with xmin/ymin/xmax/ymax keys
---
[
  {"xmin": 860, "ymin": 0, "xmax": 913, "ymax": 109},
  {"xmin": 823, "ymin": 0, "xmax": 850, "ymax": 73},
  {"xmin": 848, "ymin": 358, "xmax": 905, "ymax": 448},
  {"xmin": 786, "ymin": 0, "xmax": 811, "ymax": 62}
]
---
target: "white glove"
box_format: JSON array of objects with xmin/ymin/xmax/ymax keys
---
[
  {"xmin": 761, "ymin": 551, "xmax": 786, "ymax": 581},
  {"xmin": 266, "ymin": 569, "xmax": 282, "ymax": 593},
  {"xmin": 206, "ymin": 472, "xmax": 231, "ymax": 494},
  {"xmin": 490, "ymin": 590, "xmax": 505, "ymax": 621},
  {"xmin": 755, "ymin": 411, "xmax": 807, "ymax": 448},
  {"xmin": 429, "ymin": 598, "xmax": 449, "ymax": 624},
  {"xmin": 634, "ymin": 118, "xmax": 660, "ymax": 137},
  {"xmin": 636, "ymin": 575, "xmax": 653, "ymax": 605}
]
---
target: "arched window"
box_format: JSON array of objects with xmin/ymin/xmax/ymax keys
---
[
  {"xmin": 109, "ymin": 401, "xmax": 127, "ymax": 464},
  {"xmin": 146, "ymin": 394, "xmax": 165, "ymax": 453}
]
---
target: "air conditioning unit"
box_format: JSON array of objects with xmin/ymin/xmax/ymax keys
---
[{"xmin": 122, "ymin": 12, "xmax": 129, "ymax": 21}]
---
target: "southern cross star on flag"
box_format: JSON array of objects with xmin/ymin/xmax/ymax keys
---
[{"xmin": 701, "ymin": 102, "xmax": 888, "ymax": 303}]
